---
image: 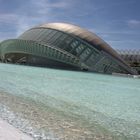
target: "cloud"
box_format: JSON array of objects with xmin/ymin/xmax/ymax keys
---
[
  {"xmin": 0, "ymin": 0, "xmax": 72, "ymax": 40},
  {"xmin": 89, "ymin": 28, "xmax": 140, "ymax": 40},
  {"xmin": 0, "ymin": 13, "xmax": 18, "ymax": 24},
  {"xmin": 108, "ymin": 40, "xmax": 138, "ymax": 43},
  {"xmin": 0, "ymin": 13, "xmax": 33, "ymax": 37},
  {"xmin": 127, "ymin": 20, "xmax": 140, "ymax": 28},
  {"xmin": 30, "ymin": 0, "xmax": 70, "ymax": 15},
  {"xmin": 107, "ymin": 40, "xmax": 140, "ymax": 50},
  {"xmin": 46, "ymin": 1, "xmax": 69, "ymax": 8},
  {"xmin": 0, "ymin": 31, "xmax": 16, "ymax": 41}
]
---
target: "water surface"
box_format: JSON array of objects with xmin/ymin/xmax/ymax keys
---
[{"xmin": 0, "ymin": 63, "xmax": 140, "ymax": 139}]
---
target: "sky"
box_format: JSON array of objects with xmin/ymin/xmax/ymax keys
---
[{"xmin": 0, "ymin": 0, "xmax": 140, "ymax": 50}]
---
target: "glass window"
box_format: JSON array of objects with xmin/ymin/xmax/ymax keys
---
[
  {"xmin": 59, "ymin": 36, "xmax": 73, "ymax": 50},
  {"xmin": 86, "ymin": 50, "xmax": 100, "ymax": 66},
  {"xmin": 45, "ymin": 30, "xmax": 57, "ymax": 43},
  {"xmin": 40, "ymin": 29, "xmax": 52, "ymax": 42},
  {"xmin": 36, "ymin": 29, "xmax": 47, "ymax": 42},
  {"xmin": 97, "ymin": 59, "xmax": 109, "ymax": 72},
  {"xmin": 28, "ymin": 30, "xmax": 38, "ymax": 40},
  {"xmin": 19, "ymin": 30, "xmax": 31, "ymax": 39},
  {"xmin": 51, "ymin": 31, "xmax": 63, "ymax": 45},
  {"xmin": 71, "ymin": 40, "xmax": 79, "ymax": 49},
  {"xmin": 53, "ymin": 33, "xmax": 68, "ymax": 48},
  {"xmin": 68, "ymin": 40, "xmax": 80, "ymax": 55},
  {"xmin": 32, "ymin": 29, "xmax": 44, "ymax": 41},
  {"xmin": 22, "ymin": 30, "xmax": 35, "ymax": 40},
  {"xmin": 75, "ymin": 43, "xmax": 86, "ymax": 56},
  {"xmin": 42, "ymin": 30, "xmax": 55, "ymax": 43},
  {"xmin": 80, "ymin": 47, "xmax": 92, "ymax": 61}
]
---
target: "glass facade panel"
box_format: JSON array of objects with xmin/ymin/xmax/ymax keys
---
[
  {"xmin": 32, "ymin": 29, "xmax": 43, "ymax": 40},
  {"xmin": 41, "ymin": 30, "xmax": 54, "ymax": 43},
  {"xmin": 59, "ymin": 36, "xmax": 73, "ymax": 51},
  {"xmin": 70, "ymin": 40, "xmax": 79, "ymax": 49},
  {"xmin": 36, "ymin": 29, "xmax": 47, "ymax": 42},
  {"xmin": 45, "ymin": 30, "xmax": 57, "ymax": 43},
  {"xmin": 80, "ymin": 47, "xmax": 92, "ymax": 61},
  {"xmin": 86, "ymin": 50, "xmax": 100, "ymax": 66},
  {"xmin": 94, "ymin": 57, "xmax": 111, "ymax": 73},
  {"xmin": 29, "ymin": 30, "xmax": 38, "ymax": 40},
  {"xmin": 51, "ymin": 32, "xmax": 63, "ymax": 45},
  {"xmin": 75, "ymin": 43, "xmax": 86, "ymax": 56},
  {"xmin": 39, "ymin": 29, "xmax": 51, "ymax": 42},
  {"xmin": 69, "ymin": 40, "xmax": 80, "ymax": 55},
  {"xmin": 23, "ymin": 30, "xmax": 35, "ymax": 40},
  {"xmin": 53, "ymin": 34, "xmax": 68, "ymax": 48}
]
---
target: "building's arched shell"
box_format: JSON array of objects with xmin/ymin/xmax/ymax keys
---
[{"xmin": 0, "ymin": 22, "xmax": 137, "ymax": 74}]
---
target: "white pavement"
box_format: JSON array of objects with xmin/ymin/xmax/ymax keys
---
[{"xmin": 0, "ymin": 118, "xmax": 33, "ymax": 140}]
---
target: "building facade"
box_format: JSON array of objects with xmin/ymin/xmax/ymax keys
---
[
  {"xmin": 117, "ymin": 50, "xmax": 140, "ymax": 74},
  {"xmin": 0, "ymin": 23, "xmax": 137, "ymax": 74}
]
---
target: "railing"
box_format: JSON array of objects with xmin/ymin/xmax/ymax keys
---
[{"xmin": 0, "ymin": 39, "xmax": 83, "ymax": 68}]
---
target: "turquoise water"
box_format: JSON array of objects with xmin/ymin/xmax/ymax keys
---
[{"xmin": 0, "ymin": 63, "xmax": 140, "ymax": 139}]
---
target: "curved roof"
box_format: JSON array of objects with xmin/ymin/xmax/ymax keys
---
[
  {"xmin": 30, "ymin": 22, "xmax": 125, "ymax": 64},
  {"xmin": 0, "ymin": 22, "xmax": 137, "ymax": 74}
]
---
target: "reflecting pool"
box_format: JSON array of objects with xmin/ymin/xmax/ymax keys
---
[{"xmin": 0, "ymin": 63, "xmax": 140, "ymax": 139}]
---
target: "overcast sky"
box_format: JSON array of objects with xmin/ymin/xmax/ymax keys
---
[{"xmin": 0, "ymin": 0, "xmax": 140, "ymax": 50}]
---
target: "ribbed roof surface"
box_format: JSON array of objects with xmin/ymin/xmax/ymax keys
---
[{"xmin": 32, "ymin": 22, "xmax": 125, "ymax": 64}]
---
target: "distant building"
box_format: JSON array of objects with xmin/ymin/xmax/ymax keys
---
[
  {"xmin": 0, "ymin": 23, "xmax": 137, "ymax": 74},
  {"xmin": 117, "ymin": 50, "xmax": 140, "ymax": 74}
]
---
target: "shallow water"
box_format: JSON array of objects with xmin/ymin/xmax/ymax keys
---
[{"xmin": 0, "ymin": 63, "xmax": 140, "ymax": 139}]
